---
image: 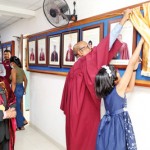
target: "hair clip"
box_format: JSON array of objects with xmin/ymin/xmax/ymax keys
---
[{"xmin": 102, "ymin": 65, "xmax": 112, "ymax": 77}]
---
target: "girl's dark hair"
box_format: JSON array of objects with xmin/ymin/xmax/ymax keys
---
[
  {"xmin": 10, "ymin": 56, "xmax": 22, "ymax": 68},
  {"xmin": 95, "ymin": 65, "xmax": 118, "ymax": 98}
]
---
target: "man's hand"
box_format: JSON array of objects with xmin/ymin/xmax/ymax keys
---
[
  {"xmin": 3, "ymin": 108, "xmax": 16, "ymax": 119},
  {"xmin": 120, "ymin": 9, "xmax": 132, "ymax": 26}
]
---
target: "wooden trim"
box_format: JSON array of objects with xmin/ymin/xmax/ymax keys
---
[
  {"xmin": 20, "ymin": 34, "xmax": 23, "ymax": 65},
  {"xmin": 135, "ymin": 80, "xmax": 150, "ymax": 87},
  {"xmin": 27, "ymin": 68, "xmax": 68, "ymax": 76},
  {"xmin": 11, "ymin": 41, "xmax": 15, "ymax": 56}
]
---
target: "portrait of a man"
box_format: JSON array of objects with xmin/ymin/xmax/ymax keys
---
[
  {"xmin": 39, "ymin": 48, "xmax": 45, "ymax": 61},
  {"xmin": 28, "ymin": 40, "xmax": 36, "ymax": 64},
  {"xmin": 65, "ymin": 43, "xmax": 75, "ymax": 62},
  {"xmin": 113, "ymin": 34, "xmax": 129, "ymax": 60},
  {"xmin": 51, "ymin": 45, "xmax": 58, "ymax": 62},
  {"xmin": 30, "ymin": 48, "xmax": 35, "ymax": 61},
  {"xmin": 88, "ymin": 40, "xmax": 93, "ymax": 50},
  {"xmin": 109, "ymin": 20, "xmax": 135, "ymax": 66}
]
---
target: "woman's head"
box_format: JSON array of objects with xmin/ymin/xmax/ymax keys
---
[
  {"xmin": 95, "ymin": 65, "xmax": 118, "ymax": 98},
  {"xmin": 10, "ymin": 56, "xmax": 22, "ymax": 68}
]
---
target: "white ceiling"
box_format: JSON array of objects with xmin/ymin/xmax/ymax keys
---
[{"xmin": 0, "ymin": 0, "xmax": 43, "ymax": 30}]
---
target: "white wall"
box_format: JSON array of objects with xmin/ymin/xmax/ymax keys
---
[
  {"xmin": 1, "ymin": 0, "xmax": 150, "ymax": 149},
  {"xmin": 30, "ymin": 73, "xmax": 66, "ymax": 147}
]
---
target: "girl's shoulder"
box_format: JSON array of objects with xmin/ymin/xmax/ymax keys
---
[
  {"xmin": 11, "ymin": 68, "xmax": 17, "ymax": 72},
  {"xmin": 116, "ymin": 85, "xmax": 126, "ymax": 99}
]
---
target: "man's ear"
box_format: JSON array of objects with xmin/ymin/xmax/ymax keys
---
[{"xmin": 78, "ymin": 49, "xmax": 83, "ymax": 56}]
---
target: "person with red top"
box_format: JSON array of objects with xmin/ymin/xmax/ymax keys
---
[
  {"xmin": 60, "ymin": 9, "xmax": 132, "ymax": 150},
  {"xmin": 65, "ymin": 43, "xmax": 75, "ymax": 62},
  {"xmin": 2, "ymin": 50, "xmax": 11, "ymax": 84},
  {"xmin": 39, "ymin": 48, "xmax": 45, "ymax": 61},
  {"xmin": 88, "ymin": 40, "xmax": 93, "ymax": 50},
  {"xmin": 51, "ymin": 45, "xmax": 58, "ymax": 62},
  {"xmin": 0, "ymin": 64, "xmax": 16, "ymax": 150},
  {"xmin": 114, "ymin": 34, "xmax": 130, "ymax": 59},
  {"xmin": 29, "ymin": 48, "xmax": 35, "ymax": 61}
]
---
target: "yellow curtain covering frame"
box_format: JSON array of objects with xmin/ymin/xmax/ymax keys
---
[{"xmin": 130, "ymin": 2, "xmax": 150, "ymax": 77}]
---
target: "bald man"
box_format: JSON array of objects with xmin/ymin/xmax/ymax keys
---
[{"xmin": 61, "ymin": 9, "xmax": 132, "ymax": 150}]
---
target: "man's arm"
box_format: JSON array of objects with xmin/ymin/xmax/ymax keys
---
[
  {"xmin": 0, "ymin": 108, "xmax": 16, "ymax": 121},
  {"xmin": 109, "ymin": 24, "xmax": 122, "ymax": 49}
]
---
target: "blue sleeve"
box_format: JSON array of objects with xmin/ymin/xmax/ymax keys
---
[{"xmin": 109, "ymin": 23, "xmax": 123, "ymax": 50}]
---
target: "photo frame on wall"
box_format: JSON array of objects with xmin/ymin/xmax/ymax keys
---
[
  {"xmin": 37, "ymin": 37, "xmax": 47, "ymax": 65},
  {"xmin": 48, "ymin": 34, "xmax": 61, "ymax": 67},
  {"xmin": 28, "ymin": 40, "xmax": 36, "ymax": 65},
  {"xmin": 1, "ymin": 41, "xmax": 15, "ymax": 60},
  {"xmin": 0, "ymin": 48, "xmax": 2, "ymax": 63},
  {"xmin": 2, "ymin": 47, "xmax": 7, "ymax": 61},
  {"xmin": 7, "ymin": 46, "xmax": 11, "ymax": 51},
  {"xmin": 108, "ymin": 19, "xmax": 136, "ymax": 68},
  {"xmin": 62, "ymin": 30, "xmax": 79, "ymax": 68},
  {"xmin": 81, "ymin": 23, "xmax": 104, "ymax": 48}
]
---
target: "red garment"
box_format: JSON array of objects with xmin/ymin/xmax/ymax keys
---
[
  {"xmin": 0, "ymin": 77, "xmax": 16, "ymax": 150},
  {"xmin": 120, "ymin": 42, "xmax": 129, "ymax": 59},
  {"xmin": 60, "ymin": 35, "xmax": 122, "ymax": 150},
  {"xmin": 30, "ymin": 52, "xmax": 35, "ymax": 61},
  {"xmin": 65, "ymin": 49, "xmax": 75, "ymax": 61},
  {"xmin": 39, "ymin": 52, "xmax": 45, "ymax": 61},
  {"xmin": 2, "ymin": 59, "xmax": 11, "ymax": 84}
]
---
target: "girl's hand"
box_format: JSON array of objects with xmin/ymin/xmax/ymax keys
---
[
  {"xmin": 140, "ymin": 37, "xmax": 144, "ymax": 43},
  {"xmin": 134, "ymin": 56, "xmax": 142, "ymax": 70}
]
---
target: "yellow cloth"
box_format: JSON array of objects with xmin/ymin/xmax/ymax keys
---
[{"xmin": 130, "ymin": 3, "xmax": 150, "ymax": 76}]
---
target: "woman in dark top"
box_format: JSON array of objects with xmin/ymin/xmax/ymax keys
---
[{"xmin": 10, "ymin": 56, "xmax": 28, "ymax": 130}]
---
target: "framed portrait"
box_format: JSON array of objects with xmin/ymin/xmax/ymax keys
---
[
  {"xmin": 81, "ymin": 23, "xmax": 104, "ymax": 48},
  {"xmin": 108, "ymin": 19, "xmax": 136, "ymax": 68},
  {"xmin": 48, "ymin": 34, "xmax": 61, "ymax": 67},
  {"xmin": 2, "ymin": 47, "xmax": 7, "ymax": 61},
  {"xmin": 28, "ymin": 40, "xmax": 36, "ymax": 65},
  {"xmin": 1, "ymin": 41, "xmax": 15, "ymax": 62},
  {"xmin": 62, "ymin": 30, "xmax": 79, "ymax": 68},
  {"xmin": 0, "ymin": 48, "xmax": 2, "ymax": 63},
  {"xmin": 37, "ymin": 37, "xmax": 47, "ymax": 65},
  {"xmin": 7, "ymin": 45, "xmax": 11, "ymax": 51}
]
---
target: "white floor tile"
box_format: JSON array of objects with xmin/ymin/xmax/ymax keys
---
[
  {"xmin": 15, "ymin": 111, "xmax": 61, "ymax": 150},
  {"xmin": 15, "ymin": 125, "xmax": 61, "ymax": 150}
]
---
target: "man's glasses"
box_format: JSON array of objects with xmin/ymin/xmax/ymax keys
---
[
  {"xmin": 79, "ymin": 45, "xmax": 89, "ymax": 51},
  {"xmin": 74, "ymin": 45, "xmax": 90, "ymax": 57}
]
